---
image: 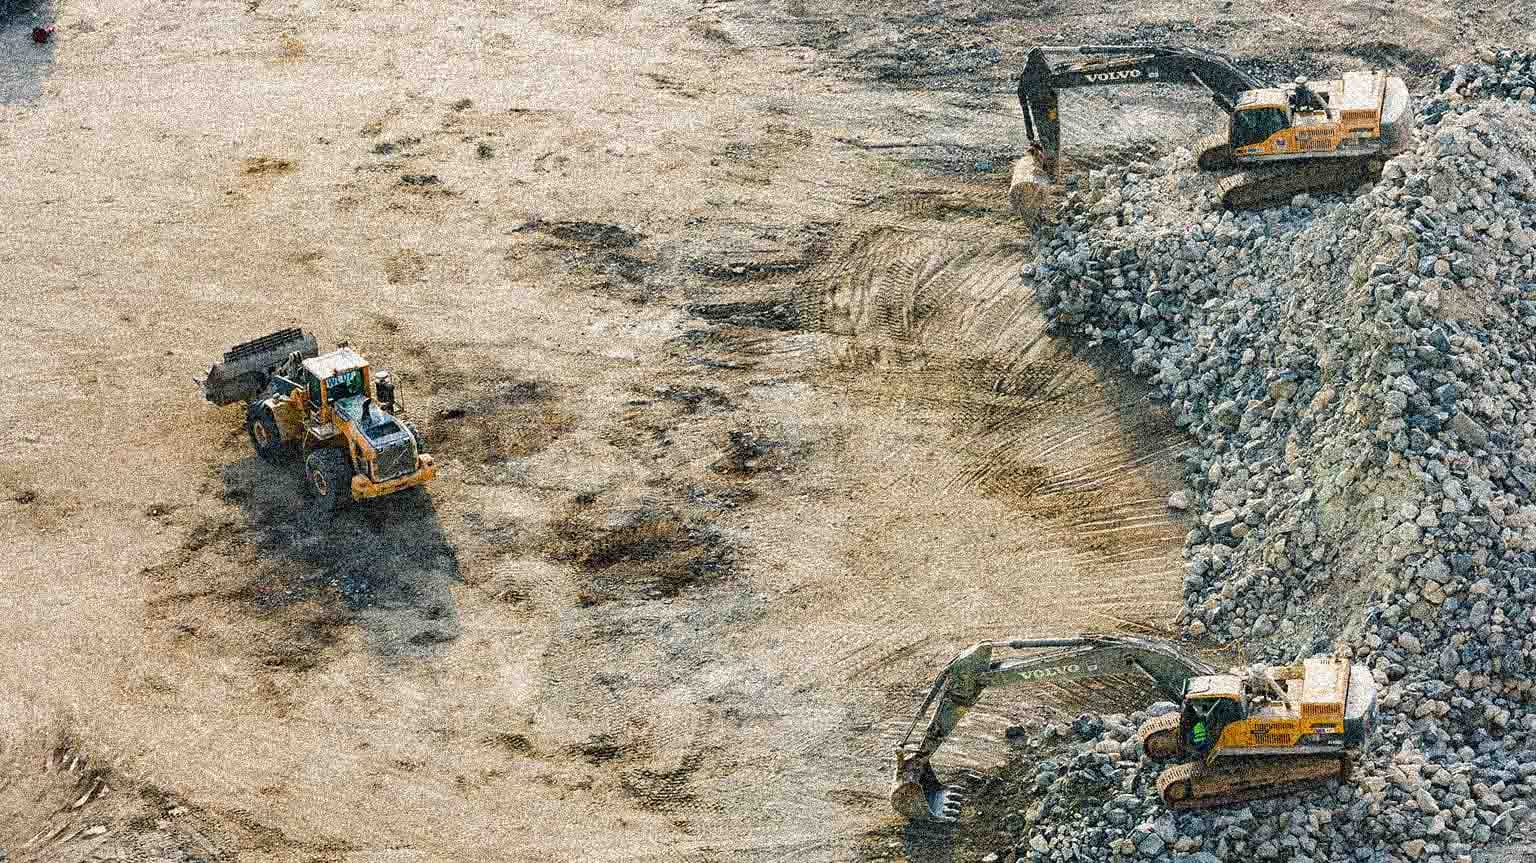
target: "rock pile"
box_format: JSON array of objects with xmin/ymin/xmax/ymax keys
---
[
  {"xmin": 997, "ymin": 66, "xmax": 1536, "ymax": 863},
  {"xmin": 1435, "ymin": 47, "xmax": 1536, "ymax": 109}
]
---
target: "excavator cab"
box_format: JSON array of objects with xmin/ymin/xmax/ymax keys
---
[
  {"xmin": 1229, "ymin": 101, "xmax": 1290, "ymax": 150},
  {"xmin": 1179, "ymin": 676, "xmax": 1246, "ymax": 755}
]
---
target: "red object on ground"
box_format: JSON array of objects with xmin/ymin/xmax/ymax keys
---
[{"xmin": 32, "ymin": 25, "xmax": 54, "ymax": 44}]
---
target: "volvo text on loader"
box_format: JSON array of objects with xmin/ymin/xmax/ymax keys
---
[
  {"xmin": 891, "ymin": 635, "xmax": 1378, "ymax": 821},
  {"xmin": 197, "ymin": 328, "xmax": 436, "ymax": 513},
  {"xmin": 1008, "ymin": 45, "xmax": 1414, "ymax": 216}
]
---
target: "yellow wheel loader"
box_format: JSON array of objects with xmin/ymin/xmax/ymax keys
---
[
  {"xmin": 891, "ymin": 635, "xmax": 1377, "ymax": 821},
  {"xmin": 1009, "ymin": 45, "xmax": 1414, "ymax": 216},
  {"xmin": 197, "ymin": 328, "xmax": 436, "ymax": 512}
]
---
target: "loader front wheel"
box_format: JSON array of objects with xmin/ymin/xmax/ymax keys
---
[
  {"xmin": 247, "ymin": 408, "xmax": 287, "ymax": 463},
  {"xmin": 305, "ymin": 449, "xmax": 353, "ymax": 512}
]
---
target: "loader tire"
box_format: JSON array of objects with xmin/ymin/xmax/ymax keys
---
[
  {"xmin": 246, "ymin": 407, "xmax": 287, "ymax": 463},
  {"xmin": 305, "ymin": 449, "xmax": 353, "ymax": 512},
  {"xmin": 404, "ymin": 421, "xmax": 428, "ymax": 453}
]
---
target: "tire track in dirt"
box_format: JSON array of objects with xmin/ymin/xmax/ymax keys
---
[{"xmin": 625, "ymin": 181, "xmax": 1191, "ymax": 859}]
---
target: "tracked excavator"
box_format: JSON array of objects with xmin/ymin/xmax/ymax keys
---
[
  {"xmin": 1008, "ymin": 45, "xmax": 1414, "ymax": 216},
  {"xmin": 891, "ymin": 636, "xmax": 1378, "ymax": 821}
]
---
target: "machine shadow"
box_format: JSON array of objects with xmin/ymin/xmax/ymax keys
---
[{"xmin": 220, "ymin": 454, "xmax": 462, "ymax": 660}]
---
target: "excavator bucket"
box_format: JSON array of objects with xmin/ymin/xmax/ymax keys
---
[
  {"xmin": 196, "ymin": 328, "xmax": 318, "ymax": 406},
  {"xmin": 1009, "ymin": 150, "xmax": 1054, "ymax": 220},
  {"xmin": 892, "ymin": 749, "xmax": 965, "ymax": 822}
]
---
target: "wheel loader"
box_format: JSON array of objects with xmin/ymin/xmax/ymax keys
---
[
  {"xmin": 1008, "ymin": 45, "xmax": 1415, "ymax": 216},
  {"xmin": 196, "ymin": 328, "xmax": 436, "ymax": 512},
  {"xmin": 891, "ymin": 635, "xmax": 1378, "ymax": 821}
]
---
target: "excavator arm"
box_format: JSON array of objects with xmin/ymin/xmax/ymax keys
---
[
  {"xmin": 891, "ymin": 635, "xmax": 1215, "ymax": 821},
  {"xmin": 1017, "ymin": 45, "xmax": 1268, "ymax": 180}
]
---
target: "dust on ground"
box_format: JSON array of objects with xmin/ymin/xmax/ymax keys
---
[{"xmin": 1, "ymin": 0, "xmax": 1525, "ymax": 861}]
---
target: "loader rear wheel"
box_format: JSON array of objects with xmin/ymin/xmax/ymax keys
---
[
  {"xmin": 305, "ymin": 449, "xmax": 353, "ymax": 512},
  {"xmin": 246, "ymin": 408, "xmax": 287, "ymax": 463}
]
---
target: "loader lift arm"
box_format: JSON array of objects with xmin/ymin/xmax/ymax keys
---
[
  {"xmin": 1018, "ymin": 45, "xmax": 1268, "ymax": 180},
  {"xmin": 891, "ymin": 635, "xmax": 1215, "ymax": 821}
]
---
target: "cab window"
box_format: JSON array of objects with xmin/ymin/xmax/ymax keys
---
[
  {"xmin": 306, "ymin": 372, "xmax": 322, "ymax": 406},
  {"xmin": 1231, "ymin": 107, "xmax": 1289, "ymax": 148},
  {"xmin": 325, "ymin": 369, "xmax": 366, "ymax": 402}
]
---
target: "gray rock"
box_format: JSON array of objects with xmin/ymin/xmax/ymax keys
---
[{"xmin": 1137, "ymin": 832, "xmax": 1166, "ymax": 856}]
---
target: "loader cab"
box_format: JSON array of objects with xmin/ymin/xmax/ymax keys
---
[
  {"xmin": 1229, "ymin": 89, "xmax": 1292, "ymax": 153},
  {"xmin": 300, "ymin": 349, "xmax": 372, "ymax": 422},
  {"xmin": 1181, "ymin": 675, "xmax": 1246, "ymax": 752}
]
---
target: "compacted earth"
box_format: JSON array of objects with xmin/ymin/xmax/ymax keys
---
[{"xmin": 1, "ymin": 0, "xmax": 1530, "ymax": 861}]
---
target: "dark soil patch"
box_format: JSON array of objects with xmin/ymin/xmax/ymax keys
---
[
  {"xmin": 568, "ymin": 733, "xmax": 628, "ymax": 765},
  {"xmin": 430, "ymin": 378, "xmax": 574, "ymax": 465},
  {"xmin": 486, "ymin": 733, "xmax": 535, "ymax": 756},
  {"xmin": 684, "ymin": 258, "xmax": 811, "ymax": 282},
  {"xmin": 539, "ymin": 495, "xmax": 735, "ymax": 605},
  {"xmin": 619, "ymin": 749, "xmax": 708, "ymax": 810},
  {"xmin": 143, "ymin": 456, "xmax": 462, "ymax": 665},
  {"xmin": 1339, "ymin": 41, "xmax": 1443, "ymax": 77},
  {"xmin": 242, "ymin": 157, "xmax": 296, "ymax": 176},
  {"xmin": 370, "ymin": 135, "xmax": 422, "ymax": 156},
  {"xmin": 653, "ymin": 385, "xmax": 734, "ymax": 414},
  {"xmin": 684, "ymin": 482, "xmax": 758, "ymax": 512},
  {"xmin": 687, "ymin": 299, "xmax": 801, "ymax": 331},
  {"xmin": 711, "ymin": 429, "xmax": 805, "ymax": 476},
  {"xmin": 516, "ymin": 219, "xmax": 644, "ymax": 250}
]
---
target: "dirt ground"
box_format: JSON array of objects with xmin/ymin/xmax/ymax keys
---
[{"xmin": 1, "ymin": 1, "xmax": 1529, "ymax": 861}]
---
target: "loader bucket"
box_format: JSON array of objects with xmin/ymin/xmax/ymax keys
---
[{"xmin": 197, "ymin": 327, "xmax": 318, "ymax": 406}]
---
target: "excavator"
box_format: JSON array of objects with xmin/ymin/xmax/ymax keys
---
[
  {"xmin": 891, "ymin": 635, "xmax": 1379, "ymax": 821},
  {"xmin": 1007, "ymin": 45, "xmax": 1415, "ymax": 216}
]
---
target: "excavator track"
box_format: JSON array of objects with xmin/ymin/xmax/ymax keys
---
[
  {"xmin": 1217, "ymin": 157, "xmax": 1383, "ymax": 210},
  {"xmin": 1134, "ymin": 712, "xmax": 1182, "ymax": 762},
  {"xmin": 1156, "ymin": 754, "xmax": 1348, "ymax": 810},
  {"xmin": 1194, "ymin": 133, "xmax": 1234, "ymax": 171}
]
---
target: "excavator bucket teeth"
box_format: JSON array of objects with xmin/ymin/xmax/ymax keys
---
[
  {"xmin": 891, "ymin": 757, "xmax": 965, "ymax": 822},
  {"xmin": 199, "ymin": 327, "xmax": 319, "ymax": 406}
]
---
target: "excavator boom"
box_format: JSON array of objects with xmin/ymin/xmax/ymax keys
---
[
  {"xmin": 1017, "ymin": 45, "xmax": 1266, "ymax": 180},
  {"xmin": 892, "ymin": 635, "xmax": 1214, "ymax": 821}
]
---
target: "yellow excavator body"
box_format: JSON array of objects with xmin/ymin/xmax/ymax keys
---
[{"xmin": 1135, "ymin": 655, "xmax": 1376, "ymax": 809}]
